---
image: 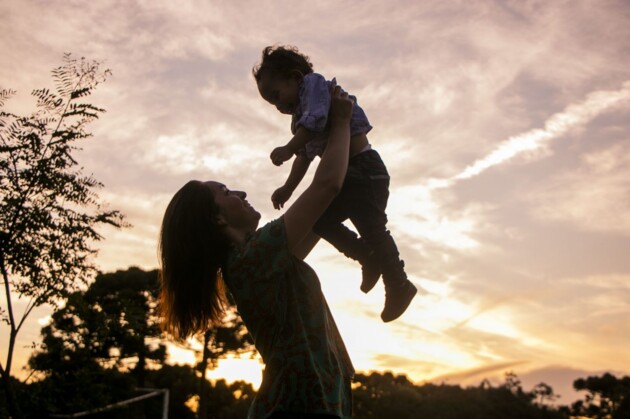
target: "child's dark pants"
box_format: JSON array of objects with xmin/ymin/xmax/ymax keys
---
[{"xmin": 313, "ymin": 150, "xmax": 406, "ymax": 288}]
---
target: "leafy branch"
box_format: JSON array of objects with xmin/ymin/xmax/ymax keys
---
[{"xmin": 0, "ymin": 54, "xmax": 126, "ymax": 419}]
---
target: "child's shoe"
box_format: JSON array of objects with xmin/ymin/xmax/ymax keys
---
[
  {"xmin": 380, "ymin": 279, "xmax": 417, "ymax": 322},
  {"xmin": 360, "ymin": 254, "xmax": 381, "ymax": 293}
]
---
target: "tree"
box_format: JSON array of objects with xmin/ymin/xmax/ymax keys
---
[
  {"xmin": 84, "ymin": 268, "xmax": 166, "ymax": 386},
  {"xmin": 27, "ymin": 268, "xmax": 164, "ymax": 415},
  {"xmin": 531, "ymin": 382, "xmax": 560, "ymax": 407},
  {"xmin": 202, "ymin": 379, "xmax": 255, "ymax": 419},
  {"xmin": 195, "ymin": 308, "xmax": 254, "ymax": 418},
  {"xmin": 29, "ymin": 270, "xmax": 165, "ymax": 374},
  {"xmin": 23, "ymin": 267, "xmax": 256, "ymax": 417},
  {"xmin": 352, "ymin": 371, "xmax": 567, "ymax": 419},
  {"xmin": 19, "ymin": 361, "xmax": 135, "ymax": 418},
  {"xmin": 353, "ymin": 371, "xmax": 422, "ymax": 418},
  {"xmin": 503, "ymin": 370, "xmax": 528, "ymax": 399},
  {"xmin": 0, "ymin": 54, "xmax": 126, "ymax": 418},
  {"xmin": 148, "ymin": 364, "xmax": 199, "ymax": 419},
  {"xmin": 571, "ymin": 373, "xmax": 630, "ymax": 419}
]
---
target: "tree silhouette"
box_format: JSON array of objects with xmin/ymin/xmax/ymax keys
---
[
  {"xmin": 570, "ymin": 372, "xmax": 630, "ymax": 418},
  {"xmin": 352, "ymin": 371, "xmax": 568, "ymax": 418},
  {"xmin": 148, "ymin": 364, "xmax": 198, "ymax": 419},
  {"xmin": 17, "ymin": 267, "xmax": 256, "ymax": 417},
  {"xmin": 195, "ymin": 306, "xmax": 254, "ymax": 418},
  {"xmin": 531, "ymin": 382, "xmax": 560, "ymax": 407},
  {"xmin": 27, "ymin": 268, "xmax": 165, "ymax": 414},
  {"xmin": 0, "ymin": 54, "xmax": 126, "ymax": 419},
  {"xmin": 202, "ymin": 378, "xmax": 255, "ymax": 419}
]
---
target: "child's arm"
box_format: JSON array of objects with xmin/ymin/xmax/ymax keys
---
[
  {"xmin": 270, "ymin": 126, "xmax": 315, "ymax": 166},
  {"xmin": 271, "ymin": 74, "xmax": 332, "ymax": 166},
  {"xmin": 271, "ymin": 154, "xmax": 312, "ymax": 209}
]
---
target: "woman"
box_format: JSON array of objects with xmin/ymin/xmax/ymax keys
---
[{"xmin": 159, "ymin": 84, "xmax": 355, "ymax": 418}]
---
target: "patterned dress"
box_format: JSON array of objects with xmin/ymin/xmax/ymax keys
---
[{"xmin": 225, "ymin": 218, "xmax": 355, "ymax": 419}]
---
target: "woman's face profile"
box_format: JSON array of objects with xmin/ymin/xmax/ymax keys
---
[{"xmin": 205, "ymin": 181, "xmax": 260, "ymax": 232}]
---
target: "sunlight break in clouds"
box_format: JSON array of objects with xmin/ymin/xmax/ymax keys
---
[
  {"xmin": 388, "ymin": 185, "xmax": 482, "ymax": 251},
  {"xmin": 447, "ymin": 81, "xmax": 630, "ymax": 185}
]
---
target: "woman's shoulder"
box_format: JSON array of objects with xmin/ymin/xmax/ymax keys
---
[
  {"xmin": 257, "ymin": 217, "xmax": 285, "ymax": 243},
  {"xmin": 231, "ymin": 218, "xmax": 287, "ymax": 262},
  {"xmin": 225, "ymin": 217, "xmax": 291, "ymax": 287}
]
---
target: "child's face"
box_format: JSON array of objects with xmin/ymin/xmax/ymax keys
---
[{"xmin": 257, "ymin": 73, "xmax": 300, "ymax": 115}]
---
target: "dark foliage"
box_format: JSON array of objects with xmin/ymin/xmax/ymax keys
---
[
  {"xmin": 1, "ymin": 53, "xmax": 126, "ymax": 419},
  {"xmin": 29, "ymin": 268, "xmax": 166, "ymax": 381},
  {"xmin": 570, "ymin": 372, "xmax": 630, "ymax": 419},
  {"xmin": 16, "ymin": 268, "xmax": 254, "ymax": 418},
  {"xmin": 352, "ymin": 371, "xmax": 567, "ymax": 419},
  {"xmin": 8, "ymin": 265, "xmax": 628, "ymax": 419},
  {"xmin": 25, "ymin": 268, "xmax": 163, "ymax": 415},
  {"xmin": 202, "ymin": 379, "xmax": 256, "ymax": 419}
]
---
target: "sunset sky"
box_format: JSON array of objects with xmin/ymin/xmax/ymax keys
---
[{"xmin": 2, "ymin": 0, "xmax": 629, "ymax": 404}]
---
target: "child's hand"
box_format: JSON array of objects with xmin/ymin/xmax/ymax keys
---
[
  {"xmin": 270, "ymin": 146, "xmax": 293, "ymax": 166},
  {"xmin": 271, "ymin": 185, "xmax": 293, "ymax": 209}
]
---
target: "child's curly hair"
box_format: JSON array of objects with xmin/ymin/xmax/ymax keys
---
[{"xmin": 252, "ymin": 45, "xmax": 314, "ymax": 82}]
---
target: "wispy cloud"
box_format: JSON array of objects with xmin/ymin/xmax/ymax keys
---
[
  {"xmin": 434, "ymin": 82, "xmax": 630, "ymax": 188},
  {"xmin": 527, "ymin": 141, "xmax": 630, "ymax": 234},
  {"xmin": 432, "ymin": 360, "xmax": 530, "ymax": 384}
]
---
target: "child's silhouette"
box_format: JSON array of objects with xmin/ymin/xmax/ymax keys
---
[{"xmin": 253, "ymin": 45, "xmax": 416, "ymax": 322}]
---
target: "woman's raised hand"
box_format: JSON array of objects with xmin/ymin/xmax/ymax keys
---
[{"xmin": 328, "ymin": 79, "xmax": 354, "ymax": 123}]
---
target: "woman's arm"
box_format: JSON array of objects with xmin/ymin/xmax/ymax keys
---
[
  {"xmin": 291, "ymin": 232, "xmax": 321, "ymax": 260},
  {"xmin": 283, "ymin": 83, "xmax": 352, "ymax": 254}
]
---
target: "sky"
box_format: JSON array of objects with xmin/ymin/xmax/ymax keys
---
[{"xmin": 1, "ymin": 0, "xmax": 629, "ymax": 405}]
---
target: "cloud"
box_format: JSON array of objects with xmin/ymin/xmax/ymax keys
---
[
  {"xmin": 387, "ymin": 185, "xmax": 483, "ymax": 251},
  {"xmin": 431, "ymin": 360, "xmax": 530, "ymax": 384},
  {"xmin": 436, "ymin": 364, "xmax": 621, "ymax": 404},
  {"xmin": 3, "ymin": 0, "xmax": 630, "ymax": 389},
  {"xmin": 445, "ymin": 82, "xmax": 630, "ymax": 185},
  {"xmin": 371, "ymin": 353, "xmax": 447, "ymax": 378},
  {"xmin": 564, "ymin": 273, "xmax": 630, "ymax": 291},
  {"xmin": 527, "ymin": 142, "xmax": 630, "ymax": 234}
]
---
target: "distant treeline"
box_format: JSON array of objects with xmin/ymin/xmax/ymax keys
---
[{"xmin": 1, "ymin": 267, "xmax": 628, "ymax": 418}]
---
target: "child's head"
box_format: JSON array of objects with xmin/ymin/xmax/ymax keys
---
[{"xmin": 253, "ymin": 45, "xmax": 314, "ymax": 115}]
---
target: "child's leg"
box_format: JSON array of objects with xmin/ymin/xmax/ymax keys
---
[
  {"xmin": 314, "ymin": 219, "xmax": 371, "ymax": 263},
  {"xmin": 313, "ymin": 182, "xmax": 380, "ymax": 289},
  {"xmin": 340, "ymin": 150, "xmax": 403, "ymax": 285},
  {"xmin": 348, "ymin": 176, "xmax": 405, "ymax": 289},
  {"xmin": 345, "ymin": 150, "xmax": 417, "ymax": 322}
]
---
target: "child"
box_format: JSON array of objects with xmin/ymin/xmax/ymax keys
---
[{"xmin": 253, "ymin": 45, "xmax": 416, "ymax": 322}]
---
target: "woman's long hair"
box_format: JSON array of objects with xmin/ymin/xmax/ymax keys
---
[{"xmin": 158, "ymin": 180, "xmax": 230, "ymax": 339}]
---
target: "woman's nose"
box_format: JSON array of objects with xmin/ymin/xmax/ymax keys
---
[{"xmin": 236, "ymin": 191, "xmax": 246, "ymax": 199}]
